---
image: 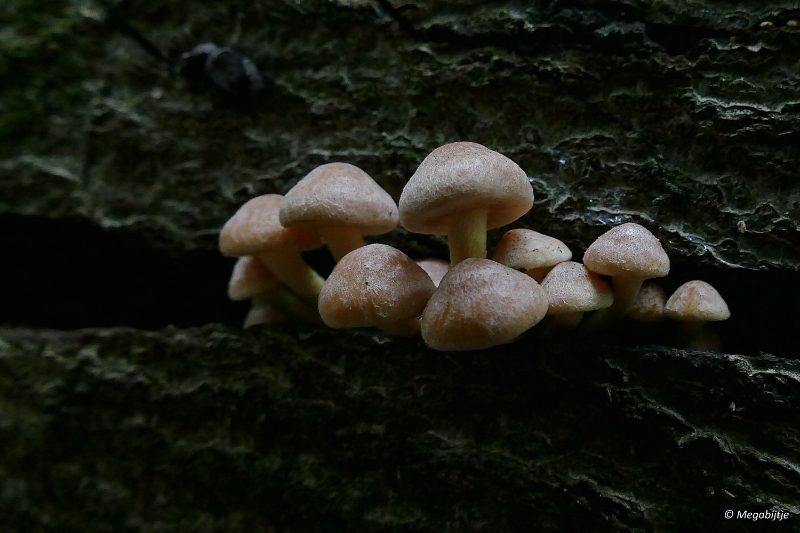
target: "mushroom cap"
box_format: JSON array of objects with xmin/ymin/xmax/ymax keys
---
[
  {"xmin": 415, "ymin": 257, "xmax": 450, "ymax": 287},
  {"xmin": 540, "ymin": 261, "xmax": 613, "ymax": 314},
  {"xmin": 318, "ymin": 244, "xmax": 435, "ymax": 328},
  {"xmin": 627, "ymin": 282, "xmax": 667, "ymax": 322},
  {"xmin": 219, "ymin": 194, "xmax": 323, "ymax": 257},
  {"xmin": 421, "ymin": 258, "xmax": 548, "ymax": 351},
  {"xmin": 227, "ymin": 256, "xmax": 279, "ymax": 301},
  {"xmin": 665, "ymin": 280, "xmax": 731, "ymax": 322},
  {"xmin": 399, "ymin": 142, "xmax": 533, "ymax": 235},
  {"xmin": 583, "ymin": 223, "xmax": 670, "ymax": 278},
  {"xmin": 280, "ymin": 163, "xmax": 399, "ymax": 236},
  {"xmin": 492, "ymin": 229, "xmax": 572, "ymax": 271}
]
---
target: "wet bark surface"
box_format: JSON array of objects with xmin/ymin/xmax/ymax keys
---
[{"xmin": 1, "ymin": 0, "xmax": 799, "ymax": 531}]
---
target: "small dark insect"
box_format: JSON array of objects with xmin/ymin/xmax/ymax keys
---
[{"xmin": 180, "ymin": 42, "xmax": 268, "ymax": 98}]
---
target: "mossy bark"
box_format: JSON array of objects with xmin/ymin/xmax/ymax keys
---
[{"xmin": 2, "ymin": 0, "xmax": 800, "ymax": 531}]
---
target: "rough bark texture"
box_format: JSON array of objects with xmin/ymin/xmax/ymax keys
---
[
  {"xmin": 2, "ymin": 0, "xmax": 799, "ymax": 267},
  {"xmin": 2, "ymin": 0, "xmax": 799, "ymax": 531},
  {"xmin": 1, "ymin": 326, "xmax": 799, "ymax": 532}
]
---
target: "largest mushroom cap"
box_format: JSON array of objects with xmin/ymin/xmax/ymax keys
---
[
  {"xmin": 421, "ymin": 258, "xmax": 548, "ymax": 351},
  {"xmin": 583, "ymin": 223, "xmax": 670, "ymax": 278},
  {"xmin": 280, "ymin": 162, "xmax": 398, "ymax": 236},
  {"xmin": 219, "ymin": 194, "xmax": 323, "ymax": 257},
  {"xmin": 318, "ymin": 244, "xmax": 435, "ymax": 333},
  {"xmin": 399, "ymin": 142, "xmax": 533, "ymax": 234}
]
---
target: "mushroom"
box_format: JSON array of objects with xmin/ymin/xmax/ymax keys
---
[
  {"xmin": 420, "ymin": 258, "xmax": 549, "ymax": 351},
  {"xmin": 227, "ymin": 256, "xmax": 279, "ymax": 301},
  {"xmin": 243, "ymin": 295, "xmax": 288, "ymax": 328},
  {"xmin": 399, "ymin": 142, "xmax": 533, "ymax": 265},
  {"xmin": 318, "ymin": 244, "xmax": 436, "ymax": 336},
  {"xmin": 626, "ymin": 282, "xmax": 668, "ymax": 323},
  {"xmin": 540, "ymin": 261, "xmax": 613, "ymax": 330},
  {"xmin": 414, "ymin": 258, "xmax": 450, "ymax": 287},
  {"xmin": 279, "ymin": 163, "xmax": 399, "ymax": 261},
  {"xmin": 665, "ymin": 280, "xmax": 730, "ymax": 351},
  {"xmin": 492, "ymin": 229, "xmax": 572, "ymax": 282},
  {"xmin": 219, "ymin": 194, "xmax": 325, "ymax": 305},
  {"xmin": 583, "ymin": 222, "xmax": 670, "ymax": 328},
  {"xmin": 226, "ymin": 256, "xmax": 322, "ymax": 326}
]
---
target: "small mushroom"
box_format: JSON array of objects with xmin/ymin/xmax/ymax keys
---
[
  {"xmin": 279, "ymin": 163, "xmax": 399, "ymax": 261},
  {"xmin": 318, "ymin": 244, "xmax": 436, "ymax": 336},
  {"xmin": 414, "ymin": 258, "xmax": 450, "ymax": 287},
  {"xmin": 626, "ymin": 282, "xmax": 668, "ymax": 323},
  {"xmin": 540, "ymin": 261, "xmax": 613, "ymax": 330},
  {"xmin": 665, "ymin": 280, "xmax": 730, "ymax": 351},
  {"xmin": 399, "ymin": 142, "xmax": 533, "ymax": 265},
  {"xmin": 227, "ymin": 256, "xmax": 321, "ymax": 326},
  {"xmin": 243, "ymin": 295, "xmax": 288, "ymax": 328},
  {"xmin": 219, "ymin": 194, "xmax": 325, "ymax": 305},
  {"xmin": 227, "ymin": 256, "xmax": 279, "ymax": 301},
  {"xmin": 420, "ymin": 258, "xmax": 549, "ymax": 351},
  {"xmin": 492, "ymin": 229, "xmax": 572, "ymax": 282},
  {"xmin": 583, "ymin": 223, "xmax": 670, "ymax": 328}
]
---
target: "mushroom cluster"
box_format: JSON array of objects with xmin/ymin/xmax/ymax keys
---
[{"xmin": 219, "ymin": 142, "xmax": 730, "ymax": 351}]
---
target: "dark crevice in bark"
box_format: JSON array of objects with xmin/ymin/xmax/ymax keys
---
[
  {"xmin": 0, "ymin": 214, "xmax": 243, "ymax": 330},
  {"xmin": 0, "ymin": 214, "xmax": 795, "ymax": 358}
]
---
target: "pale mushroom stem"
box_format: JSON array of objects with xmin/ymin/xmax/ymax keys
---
[
  {"xmin": 268, "ymin": 287, "xmax": 324, "ymax": 324},
  {"xmin": 245, "ymin": 286, "xmax": 326, "ymax": 328},
  {"xmin": 257, "ymin": 252, "xmax": 326, "ymax": 305},
  {"xmin": 319, "ymin": 227, "xmax": 366, "ymax": 262},
  {"xmin": 446, "ymin": 209, "xmax": 487, "ymax": 266},
  {"xmin": 584, "ymin": 276, "xmax": 644, "ymax": 330},
  {"xmin": 380, "ymin": 318, "xmax": 422, "ymax": 337},
  {"xmin": 682, "ymin": 323, "xmax": 722, "ymax": 351}
]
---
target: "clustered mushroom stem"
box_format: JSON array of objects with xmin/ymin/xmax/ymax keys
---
[
  {"xmin": 447, "ymin": 210, "xmax": 488, "ymax": 266},
  {"xmin": 268, "ymin": 286, "xmax": 323, "ymax": 324},
  {"xmin": 585, "ymin": 276, "xmax": 645, "ymax": 330},
  {"xmin": 319, "ymin": 227, "xmax": 366, "ymax": 262},
  {"xmin": 257, "ymin": 252, "xmax": 326, "ymax": 305}
]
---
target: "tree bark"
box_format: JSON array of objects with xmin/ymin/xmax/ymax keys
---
[{"xmin": 1, "ymin": 0, "xmax": 799, "ymax": 531}]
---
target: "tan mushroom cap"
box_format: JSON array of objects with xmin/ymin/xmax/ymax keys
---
[
  {"xmin": 627, "ymin": 282, "xmax": 667, "ymax": 322},
  {"xmin": 492, "ymin": 229, "xmax": 572, "ymax": 271},
  {"xmin": 415, "ymin": 258, "xmax": 450, "ymax": 287},
  {"xmin": 219, "ymin": 194, "xmax": 323, "ymax": 257},
  {"xmin": 319, "ymin": 244, "xmax": 435, "ymax": 330},
  {"xmin": 399, "ymin": 142, "xmax": 533, "ymax": 234},
  {"xmin": 280, "ymin": 163, "xmax": 399, "ymax": 236},
  {"xmin": 541, "ymin": 261, "xmax": 613, "ymax": 314},
  {"xmin": 421, "ymin": 258, "xmax": 548, "ymax": 351},
  {"xmin": 665, "ymin": 280, "xmax": 731, "ymax": 322},
  {"xmin": 583, "ymin": 222, "xmax": 670, "ymax": 278},
  {"xmin": 227, "ymin": 256, "xmax": 279, "ymax": 301}
]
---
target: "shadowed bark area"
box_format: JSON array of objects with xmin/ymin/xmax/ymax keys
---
[
  {"xmin": 1, "ymin": 326, "xmax": 798, "ymax": 532},
  {"xmin": 2, "ymin": 0, "xmax": 800, "ymax": 531}
]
